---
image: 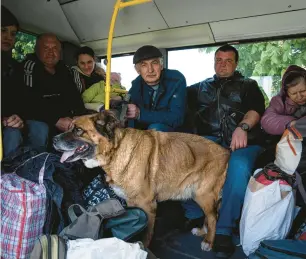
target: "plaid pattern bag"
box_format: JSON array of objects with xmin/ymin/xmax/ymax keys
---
[
  {"xmin": 83, "ymin": 174, "xmax": 127, "ymax": 209},
  {"xmin": 1, "ymin": 155, "xmax": 48, "ymax": 259}
]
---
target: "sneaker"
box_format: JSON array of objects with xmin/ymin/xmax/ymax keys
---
[{"xmin": 213, "ymin": 234, "xmax": 235, "ymax": 258}]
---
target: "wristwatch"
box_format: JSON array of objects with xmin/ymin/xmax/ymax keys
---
[{"xmin": 239, "ymin": 123, "xmax": 250, "ymax": 132}]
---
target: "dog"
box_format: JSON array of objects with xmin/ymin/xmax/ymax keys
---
[{"xmin": 53, "ymin": 110, "xmax": 230, "ymax": 251}]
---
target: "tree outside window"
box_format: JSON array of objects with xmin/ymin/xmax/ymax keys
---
[
  {"xmin": 12, "ymin": 31, "xmax": 36, "ymax": 62},
  {"xmin": 201, "ymin": 38, "xmax": 306, "ymax": 106}
]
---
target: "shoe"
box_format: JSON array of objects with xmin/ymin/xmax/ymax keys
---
[
  {"xmin": 181, "ymin": 216, "xmax": 204, "ymax": 232},
  {"xmin": 213, "ymin": 234, "xmax": 235, "ymax": 258}
]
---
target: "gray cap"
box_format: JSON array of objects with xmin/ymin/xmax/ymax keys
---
[{"xmin": 133, "ymin": 45, "xmax": 162, "ymax": 64}]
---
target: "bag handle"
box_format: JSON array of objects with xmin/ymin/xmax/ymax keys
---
[
  {"xmin": 89, "ymin": 198, "xmax": 125, "ymax": 219},
  {"xmin": 68, "ymin": 204, "xmax": 101, "ymax": 223},
  {"xmin": 296, "ymin": 172, "xmax": 306, "ymax": 205},
  {"xmin": 38, "ymin": 153, "xmax": 50, "ymax": 184}
]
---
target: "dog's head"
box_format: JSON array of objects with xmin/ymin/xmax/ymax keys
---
[{"xmin": 53, "ymin": 110, "xmax": 122, "ymax": 167}]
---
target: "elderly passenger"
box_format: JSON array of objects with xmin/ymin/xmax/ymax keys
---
[
  {"xmin": 127, "ymin": 45, "xmax": 187, "ymax": 132},
  {"xmin": 261, "ymin": 65, "xmax": 306, "ymax": 135}
]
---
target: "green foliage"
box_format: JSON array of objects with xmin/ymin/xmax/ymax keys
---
[
  {"xmin": 201, "ymin": 38, "xmax": 306, "ymax": 97},
  {"xmin": 258, "ymin": 86, "xmax": 270, "ymax": 108},
  {"xmin": 12, "ymin": 31, "xmax": 36, "ymax": 62}
]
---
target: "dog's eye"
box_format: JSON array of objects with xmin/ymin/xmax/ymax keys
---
[{"xmin": 73, "ymin": 127, "xmax": 84, "ymax": 136}]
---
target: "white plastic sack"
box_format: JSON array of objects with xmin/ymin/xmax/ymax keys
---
[
  {"xmin": 67, "ymin": 237, "xmax": 147, "ymax": 259},
  {"xmin": 240, "ymin": 177, "xmax": 295, "ymax": 256},
  {"xmin": 274, "ymin": 129, "xmax": 303, "ymax": 175}
]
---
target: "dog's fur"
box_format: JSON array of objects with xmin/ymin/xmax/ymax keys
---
[{"xmin": 53, "ymin": 110, "xmax": 230, "ymax": 250}]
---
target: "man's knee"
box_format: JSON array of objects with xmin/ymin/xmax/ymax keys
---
[
  {"xmin": 3, "ymin": 127, "xmax": 23, "ymax": 157},
  {"xmin": 228, "ymin": 147, "xmax": 261, "ymax": 180},
  {"xmin": 27, "ymin": 120, "xmax": 49, "ymax": 146},
  {"xmin": 226, "ymin": 155, "xmax": 255, "ymax": 194},
  {"xmin": 147, "ymin": 123, "xmax": 173, "ymax": 132}
]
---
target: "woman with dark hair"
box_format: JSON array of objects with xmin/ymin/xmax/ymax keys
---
[
  {"xmin": 1, "ymin": 5, "xmax": 49, "ymax": 157},
  {"xmin": 71, "ymin": 46, "xmax": 105, "ymax": 93},
  {"xmin": 71, "ymin": 46, "xmax": 124, "ymax": 112}
]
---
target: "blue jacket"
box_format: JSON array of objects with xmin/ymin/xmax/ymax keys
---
[{"xmin": 128, "ymin": 68, "xmax": 187, "ymax": 129}]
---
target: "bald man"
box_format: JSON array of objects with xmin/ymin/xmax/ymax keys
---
[{"xmin": 23, "ymin": 33, "xmax": 85, "ymax": 136}]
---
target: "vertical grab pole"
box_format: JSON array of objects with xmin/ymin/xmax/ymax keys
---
[
  {"xmin": 105, "ymin": 0, "xmax": 121, "ymax": 110},
  {"xmin": 104, "ymin": 0, "xmax": 152, "ymax": 110}
]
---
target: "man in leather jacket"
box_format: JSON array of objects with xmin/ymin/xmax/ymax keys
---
[{"xmin": 182, "ymin": 45, "xmax": 265, "ymax": 258}]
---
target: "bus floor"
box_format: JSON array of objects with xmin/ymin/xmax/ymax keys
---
[{"xmin": 149, "ymin": 201, "xmax": 246, "ymax": 259}]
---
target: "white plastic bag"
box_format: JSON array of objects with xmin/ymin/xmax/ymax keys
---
[
  {"xmin": 274, "ymin": 128, "xmax": 303, "ymax": 175},
  {"xmin": 67, "ymin": 237, "xmax": 148, "ymax": 259},
  {"xmin": 240, "ymin": 177, "xmax": 295, "ymax": 256}
]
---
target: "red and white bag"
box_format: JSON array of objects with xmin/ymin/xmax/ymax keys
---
[{"xmin": 1, "ymin": 154, "xmax": 48, "ymax": 259}]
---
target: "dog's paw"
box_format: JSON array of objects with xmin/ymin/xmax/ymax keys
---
[
  {"xmin": 191, "ymin": 228, "xmax": 202, "ymax": 236},
  {"xmin": 201, "ymin": 241, "xmax": 212, "ymax": 251},
  {"xmin": 191, "ymin": 226, "xmax": 207, "ymax": 236}
]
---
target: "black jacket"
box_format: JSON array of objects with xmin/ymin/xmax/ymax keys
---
[
  {"xmin": 23, "ymin": 55, "xmax": 86, "ymax": 126},
  {"xmin": 1, "ymin": 51, "xmax": 28, "ymax": 119},
  {"xmin": 71, "ymin": 66, "xmax": 104, "ymax": 93},
  {"xmin": 189, "ymin": 71, "xmax": 265, "ymax": 142}
]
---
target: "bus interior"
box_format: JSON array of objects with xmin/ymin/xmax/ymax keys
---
[{"xmin": 2, "ymin": 0, "xmax": 306, "ymax": 258}]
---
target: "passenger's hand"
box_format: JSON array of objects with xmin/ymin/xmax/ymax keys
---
[
  {"xmin": 56, "ymin": 117, "xmax": 73, "ymax": 132},
  {"xmin": 230, "ymin": 127, "xmax": 247, "ymax": 151},
  {"xmin": 290, "ymin": 120, "xmax": 297, "ymax": 127},
  {"xmin": 95, "ymin": 66, "xmax": 106, "ymax": 77},
  {"xmin": 126, "ymin": 104, "xmax": 140, "ymax": 119},
  {"xmin": 111, "ymin": 96, "xmax": 122, "ymax": 101},
  {"xmin": 3, "ymin": 115, "xmax": 24, "ymax": 129}
]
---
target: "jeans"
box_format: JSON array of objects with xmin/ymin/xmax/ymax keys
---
[
  {"xmin": 3, "ymin": 120, "xmax": 49, "ymax": 157},
  {"xmin": 182, "ymin": 136, "xmax": 263, "ymax": 236}
]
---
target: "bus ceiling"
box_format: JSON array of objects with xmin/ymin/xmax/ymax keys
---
[{"xmin": 2, "ymin": 0, "xmax": 306, "ymax": 55}]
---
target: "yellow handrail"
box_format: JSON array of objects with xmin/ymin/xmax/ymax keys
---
[{"xmin": 104, "ymin": 0, "xmax": 151, "ymax": 110}]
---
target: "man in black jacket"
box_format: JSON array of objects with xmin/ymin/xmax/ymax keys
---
[
  {"xmin": 23, "ymin": 33, "xmax": 85, "ymax": 135},
  {"xmin": 182, "ymin": 45, "xmax": 265, "ymax": 258},
  {"xmin": 1, "ymin": 5, "xmax": 49, "ymax": 157}
]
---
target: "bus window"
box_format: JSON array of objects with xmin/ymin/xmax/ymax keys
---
[
  {"xmin": 12, "ymin": 31, "xmax": 36, "ymax": 62},
  {"xmin": 168, "ymin": 48, "xmax": 215, "ymax": 86},
  {"xmin": 101, "ymin": 55, "xmax": 138, "ymax": 91},
  {"xmin": 168, "ymin": 37, "xmax": 306, "ymax": 107}
]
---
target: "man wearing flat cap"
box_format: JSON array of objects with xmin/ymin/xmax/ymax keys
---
[
  {"xmin": 127, "ymin": 45, "xmax": 187, "ymax": 132},
  {"xmin": 1, "ymin": 5, "xmax": 49, "ymax": 157}
]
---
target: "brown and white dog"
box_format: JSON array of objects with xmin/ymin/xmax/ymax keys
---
[{"xmin": 53, "ymin": 110, "xmax": 230, "ymax": 251}]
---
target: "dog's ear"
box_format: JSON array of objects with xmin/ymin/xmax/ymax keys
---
[{"xmin": 94, "ymin": 110, "xmax": 121, "ymax": 140}]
